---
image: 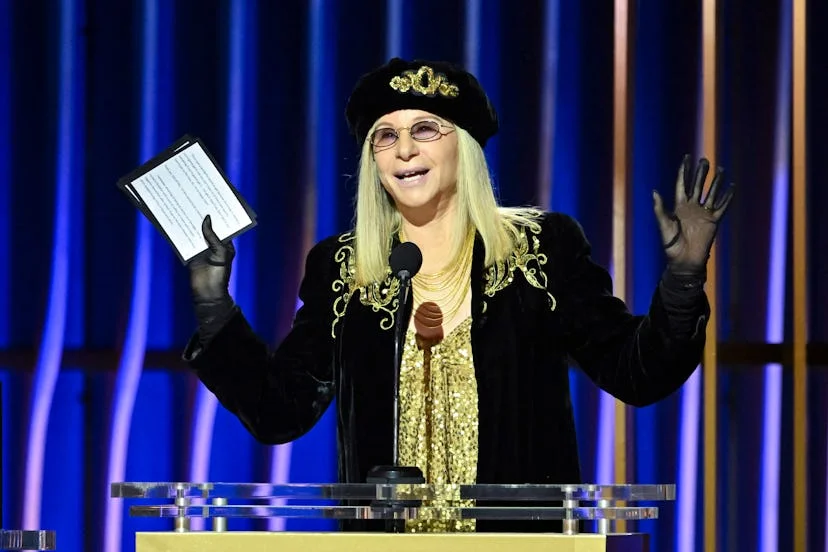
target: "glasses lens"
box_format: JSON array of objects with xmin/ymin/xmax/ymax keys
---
[
  {"xmin": 370, "ymin": 128, "xmax": 397, "ymax": 147},
  {"xmin": 410, "ymin": 121, "xmax": 441, "ymax": 141}
]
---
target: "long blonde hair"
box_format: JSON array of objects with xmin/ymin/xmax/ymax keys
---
[{"xmin": 352, "ymin": 124, "xmax": 543, "ymax": 287}]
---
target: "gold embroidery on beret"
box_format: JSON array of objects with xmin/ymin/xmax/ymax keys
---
[{"xmin": 389, "ymin": 65, "xmax": 460, "ymax": 98}]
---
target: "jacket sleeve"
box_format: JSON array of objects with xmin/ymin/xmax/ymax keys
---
[
  {"xmin": 182, "ymin": 236, "xmax": 340, "ymax": 444},
  {"xmin": 542, "ymin": 212, "xmax": 710, "ymax": 406}
]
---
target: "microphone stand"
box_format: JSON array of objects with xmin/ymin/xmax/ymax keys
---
[
  {"xmin": 391, "ymin": 268, "xmax": 411, "ymax": 467},
  {"xmin": 366, "ymin": 267, "xmax": 425, "ymax": 532}
]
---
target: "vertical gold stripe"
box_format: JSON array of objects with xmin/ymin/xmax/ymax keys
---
[
  {"xmin": 792, "ymin": 0, "xmax": 808, "ymax": 549},
  {"xmin": 613, "ymin": 0, "xmax": 633, "ymax": 533},
  {"xmin": 612, "ymin": 0, "xmax": 631, "ymax": 306},
  {"xmin": 702, "ymin": 0, "xmax": 719, "ymax": 550}
]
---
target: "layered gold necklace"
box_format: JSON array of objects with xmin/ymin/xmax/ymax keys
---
[{"xmin": 399, "ymin": 227, "xmax": 475, "ymax": 327}]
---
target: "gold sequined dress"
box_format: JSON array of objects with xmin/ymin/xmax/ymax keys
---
[{"xmin": 397, "ymin": 316, "xmax": 479, "ymax": 533}]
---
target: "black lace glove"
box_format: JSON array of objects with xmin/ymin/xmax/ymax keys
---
[
  {"xmin": 189, "ymin": 215, "xmax": 237, "ymax": 345},
  {"xmin": 653, "ymin": 155, "xmax": 735, "ymax": 276}
]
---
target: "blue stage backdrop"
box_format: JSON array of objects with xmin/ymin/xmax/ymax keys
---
[{"xmin": 1, "ymin": 1, "xmax": 827, "ymax": 552}]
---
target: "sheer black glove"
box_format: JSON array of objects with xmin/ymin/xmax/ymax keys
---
[
  {"xmin": 189, "ymin": 215, "xmax": 236, "ymax": 344},
  {"xmin": 653, "ymin": 155, "xmax": 735, "ymax": 275}
]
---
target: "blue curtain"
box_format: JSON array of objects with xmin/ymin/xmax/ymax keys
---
[{"xmin": 1, "ymin": 1, "xmax": 827, "ymax": 551}]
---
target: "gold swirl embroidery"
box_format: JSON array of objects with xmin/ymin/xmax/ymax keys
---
[
  {"xmin": 331, "ymin": 233, "xmax": 356, "ymax": 339},
  {"xmin": 357, "ymin": 276, "xmax": 401, "ymax": 331},
  {"xmin": 483, "ymin": 222, "xmax": 557, "ymax": 312},
  {"xmin": 330, "ymin": 232, "xmax": 402, "ymax": 337},
  {"xmin": 389, "ymin": 65, "xmax": 460, "ymax": 98}
]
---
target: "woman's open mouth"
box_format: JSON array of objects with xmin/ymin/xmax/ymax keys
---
[{"xmin": 394, "ymin": 168, "xmax": 430, "ymax": 187}]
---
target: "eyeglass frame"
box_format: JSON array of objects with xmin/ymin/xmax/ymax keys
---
[{"xmin": 368, "ymin": 119, "xmax": 456, "ymax": 150}]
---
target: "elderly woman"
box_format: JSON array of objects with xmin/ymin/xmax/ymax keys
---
[{"xmin": 183, "ymin": 58, "xmax": 733, "ymax": 533}]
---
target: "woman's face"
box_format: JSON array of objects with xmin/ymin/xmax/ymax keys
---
[{"xmin": 370, "ymin": 109, "xmax": 459, "ymax": 214}]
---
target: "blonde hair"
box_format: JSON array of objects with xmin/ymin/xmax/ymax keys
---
[{"xmin": 352, "ymin": 124, "xmax": 543, "ymax": 287}]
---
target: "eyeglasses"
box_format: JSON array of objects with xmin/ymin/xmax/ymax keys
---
[{"xmin": 369, "ymin": 120, "xmax": 455, "ymax": 149}]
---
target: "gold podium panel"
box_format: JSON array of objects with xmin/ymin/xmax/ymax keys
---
[{"xmin": 136, "ymin": 531, "xmax": 649, "ymax": 552}]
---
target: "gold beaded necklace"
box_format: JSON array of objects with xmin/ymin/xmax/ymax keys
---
[{"xmin": 399, "ymin": 227, "xmax": 475, "ymax": 325}]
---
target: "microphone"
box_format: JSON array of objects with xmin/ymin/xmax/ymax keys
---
[
  {"xmin": 389, "ymin": 241, "xmax": 423, "ymax": 282},
  {"xmin": 366, "ymin": 241, "xmax": 425, "ymax": 532}
]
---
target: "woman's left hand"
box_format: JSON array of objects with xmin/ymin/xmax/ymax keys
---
[{"xmin": 652, "ymin": 155, "xmax": 735, "ymax": 273}]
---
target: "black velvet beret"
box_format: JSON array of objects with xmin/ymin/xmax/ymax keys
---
[{"xmin": 345, "ymin": 57, "xmax": 499, "ymax": 147}]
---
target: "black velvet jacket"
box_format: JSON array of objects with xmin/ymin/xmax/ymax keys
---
[{"xmin": 184, "ymin": 212, "xmax": 710, "ymax": 531}]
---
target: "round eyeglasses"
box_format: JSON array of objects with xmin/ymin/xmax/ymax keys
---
[{"xmin": 369, "ymin": 120, "xmax": 455, "ymax": 149}]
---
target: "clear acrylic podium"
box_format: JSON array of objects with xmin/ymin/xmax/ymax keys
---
[{"xmin": 112, "ymin": 482, "xmax": 674, "ymax": 552}]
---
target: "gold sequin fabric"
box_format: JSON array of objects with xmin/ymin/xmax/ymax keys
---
[{"xmin": 398, "ymin": 316, "xmax": 479, "ymax": 532}]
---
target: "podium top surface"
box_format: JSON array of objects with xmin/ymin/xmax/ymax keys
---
[
  {"xmin": 111, "ymin": 482, "xmax": 675, "ymax": 501},
  {"xmin": 111, "ymin": 483, "xmax": 673, "ymax": 524}
]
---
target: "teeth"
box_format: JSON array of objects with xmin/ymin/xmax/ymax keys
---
[{"xmin": 398, "ymin": 170, "xmax": 426, "ymax": 179}]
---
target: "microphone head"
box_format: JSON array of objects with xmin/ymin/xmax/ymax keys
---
[{"xmin": 389, "ymin": 241, "xmax": 423, "ymax": 279}]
